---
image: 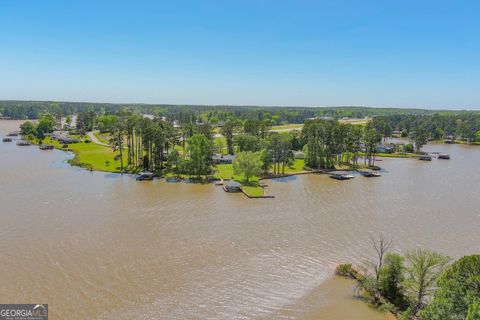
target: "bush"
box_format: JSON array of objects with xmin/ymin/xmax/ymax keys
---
[
  {"xmin": 378, "ymin": 302, "xmax": 397, "ymax": 314},
  {"xmin": 398, "ymin": 307, "xmax": 414, "ymax": 320},
  {"xmin": 403, "ymin": 143, "xmax": 414, "ymax": 153},
  {"xmin": 380, "ymin": 253, "xmax": 407, "ymax": 308},
  {"xmin": 335, "ymin": 263, "xmax": 353, "ymax": 277}
]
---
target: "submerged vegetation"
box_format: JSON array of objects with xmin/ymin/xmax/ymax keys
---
[{"xmin": 336, "ymin": 235, "xmax": 480, "ymax": 320}]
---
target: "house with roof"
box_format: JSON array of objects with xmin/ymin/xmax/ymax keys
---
[{"xmin": 212, "ymin": 154, "xmax": 234, "ymax": 164}]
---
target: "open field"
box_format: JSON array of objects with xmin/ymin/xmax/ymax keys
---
[
  {"xmin": 338, "ymin": 118, "xmax": 370, "ymax": 125},
  {"xmin": 270, "ymin": 118, "xmax": 370, "ymax": 132},
  {"xmin": 270, "ymin": 124, "xmax": 304, "ymax": 132}
]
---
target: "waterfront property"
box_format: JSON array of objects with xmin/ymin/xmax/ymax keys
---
[
  {"xmin": 52, "ymin": 132, "xmax": 79, "ymax": 144},
  {"xmin": 293, "ymin": 151, "xmax": 305, "ymax": 159},
  {"xmin": 212, "ymin": 154, "xmax": 234, "ymax": 164},
  {"xmin": 376, "ymin": 145, "xmax": 393, "ymax": 153}
]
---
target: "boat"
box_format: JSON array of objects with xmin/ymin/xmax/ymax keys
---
[
  {"xmin": 16, "ymin": 140, "xmax": 31, "ymax": 146},
  {"xmin": 329, "ymin": 172, "xmax": 355, "ymax": 180},
  {"xmin": 2, "ymin": 137, "xmax": 12, "ymax": 142},
  {"xmin": 7, "ymin": 132, "xmax": 19, "ymax": 137},
  {"xmin": 136, "ymin": 171, "xmax": 154, "ymax": 181},
  {"xmin": 39, "ymin": 144, "xmax": 54, "ymax": 150},
  {"xmin": 419, "ymin": 155, "xmax": 432, "ymax": 161},
  {"xmin": 438, "ymin": 153, "xmax": 450, "ymax": 160},
  {"xmin": 360, "ymin": 170, "xmax": 381, "ymax": 177},
  {"xmin": 444, "ymin": 139, "xmax": 454, "ymax": 144}
]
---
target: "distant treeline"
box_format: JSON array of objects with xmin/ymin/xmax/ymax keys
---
[
  {"xmin": 1, "ymin": 100, "xmax": 474, "ymax": 124},
  {"xmin": 378, "ymin": 113, "xmax": 480, "ymax": 141}
]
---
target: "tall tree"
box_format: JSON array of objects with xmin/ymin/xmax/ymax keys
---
[
  {"xmin": 220, "ymin": 120, "xmax": 237, "ymax": 154},
  {"xmin": 421, "ymin": 255, "xmax": 480, "ymax": 320},
  {"xmin": 233, "ymin": 151, "xmax": 263, "ymax": 182},
  {"xmin": 404, "ymin": 249, "xmax": 450, "ymax": 316},
  {"xmin": 413, "ymin": 126, "xmax": 429, "ymax": 153},
  {"xmin": 380, "ymin": 253, "xmax": 406, "ymax": 308},
  {"xmin": 187, "ymin": 134, "xmax": 214, "ymax": 178},
  {"xmin": 109, "ymin": 118, "xmax": 125, "ymax": 173},
  {"xmin": 364, "ymin": 126, "xmax": 381, "ymax": 167}
]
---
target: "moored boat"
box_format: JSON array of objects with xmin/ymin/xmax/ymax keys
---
[
  {"xmin": 438, "ymin": 153, "xmax": 450, "ymax": 160},
  {"xmin": 39, "ymin": 144, "xmax": 54, "ymax": 150},
  {"xmin": 359, "ymin": 170, "xmax": 381, "ymax": 177},
  {"xmin": 419, "ymin": 155, "xmax": 432, "ymax": 161},
  {"xmin": 16, "ymin": 140, "xmax": 31, "ymax": 146},
  {"xmin": 136, "ymin": 171, "xmax": 154, "ymax": 181},
  {"xmin": 329, "ymin": 172, "xmax": 355, "ymax": 180},
  {"xmin": 2, "ymin": 137, "xmax": 12, "ymax": 142}
]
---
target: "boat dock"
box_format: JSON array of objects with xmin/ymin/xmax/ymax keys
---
[
  {"xmin": 359, "ymin": 170, "xmax": 381, "ymax": 177},
  {"xmin": 16, "ymin": 140, "xmax": 31, "ymax": 146},
  {"xmin": 39, "ymin": 144, "xmax": 54, "ymax": 150},
  {"xmin": 329, "ymin": 172, "xmax": 355, "ymax": 180},
  {"xmin": 418, "ymin": 155, "xmax": 432, "ymax": 161}
]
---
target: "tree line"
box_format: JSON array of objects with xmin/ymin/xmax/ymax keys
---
[
  {"xmin": 377, "ymin": 113, "xmax": 480, "ymax": 143},
  {"xmin": 4, "ymin": 100, "xmax": 479, "ymax": 128}
]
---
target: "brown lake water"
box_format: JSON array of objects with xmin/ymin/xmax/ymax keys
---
[{"xmin": 1, "ymin": 120, "xmax": 479, "ymax": 319}]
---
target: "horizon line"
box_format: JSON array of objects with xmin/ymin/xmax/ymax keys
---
[{"xmin": 0, "ymin": 99, "xmax": 477, "ymax": 112}]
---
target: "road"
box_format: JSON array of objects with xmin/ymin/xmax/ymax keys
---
[{"xmin": 87, "ymin": 131, "xmax": 109, "ymax": 146}]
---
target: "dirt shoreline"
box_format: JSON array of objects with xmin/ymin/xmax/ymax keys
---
[{"xmin": 273, "ymin": 276, "xmax": 394, "ymax": 320}]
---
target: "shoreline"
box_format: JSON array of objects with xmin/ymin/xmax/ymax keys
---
[{"xmin": 276, "ymin": 275, "xmax": 394, "ymax": 320}]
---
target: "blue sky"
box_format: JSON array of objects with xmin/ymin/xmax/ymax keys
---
[{"xmin": 1, "ymin": 0, "xmax": 479, "ymax": 109}]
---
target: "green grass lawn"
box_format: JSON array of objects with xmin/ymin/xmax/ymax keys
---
[
  {"xmin": 214, "ymin": 136, "xmax": 228, "ymax": 154},
  {"xmin": 271, "ymin": 159, "xmax": 307, "ymax": 174},
  {"xmin": 40, "ymin": 137, "xmax": 127, "ymax": 172},
  {"xmin": 214, "ymin": 163, "xmax": 236, "ymax": 179},
  {"xmin": 374, "ymin": 152, "xmax": 416, "ymax": 158},
  {"xmin": 241, "ymin": 184, "xmax": 264, "ymax": 197},
  {"xmin": 213, "ymin": 164, "xmax": 264, "ymax": 196},
  {"xmin": 270, "ymin": 124, "xmax": 304, "ymax": 131},
  {"xmin": 215, "ymin": 161, "xmax": 309, "ymax": 179},
  {"xmin": 454, "ymin": 139, "xmax": 480, "ymax": 145},
  {"xmin": 338, "ymin": 118, "xmax": 370, "ymax": 125}
]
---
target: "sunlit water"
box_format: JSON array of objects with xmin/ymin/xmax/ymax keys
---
[{"xmin": 1, "ymin": 120, "xmax": 479, "ymax": 319}]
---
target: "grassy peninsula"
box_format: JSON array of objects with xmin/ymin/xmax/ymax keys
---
[{"xmin": 13, "ymin": 103, "xmax": 480, "ymax": 198}]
